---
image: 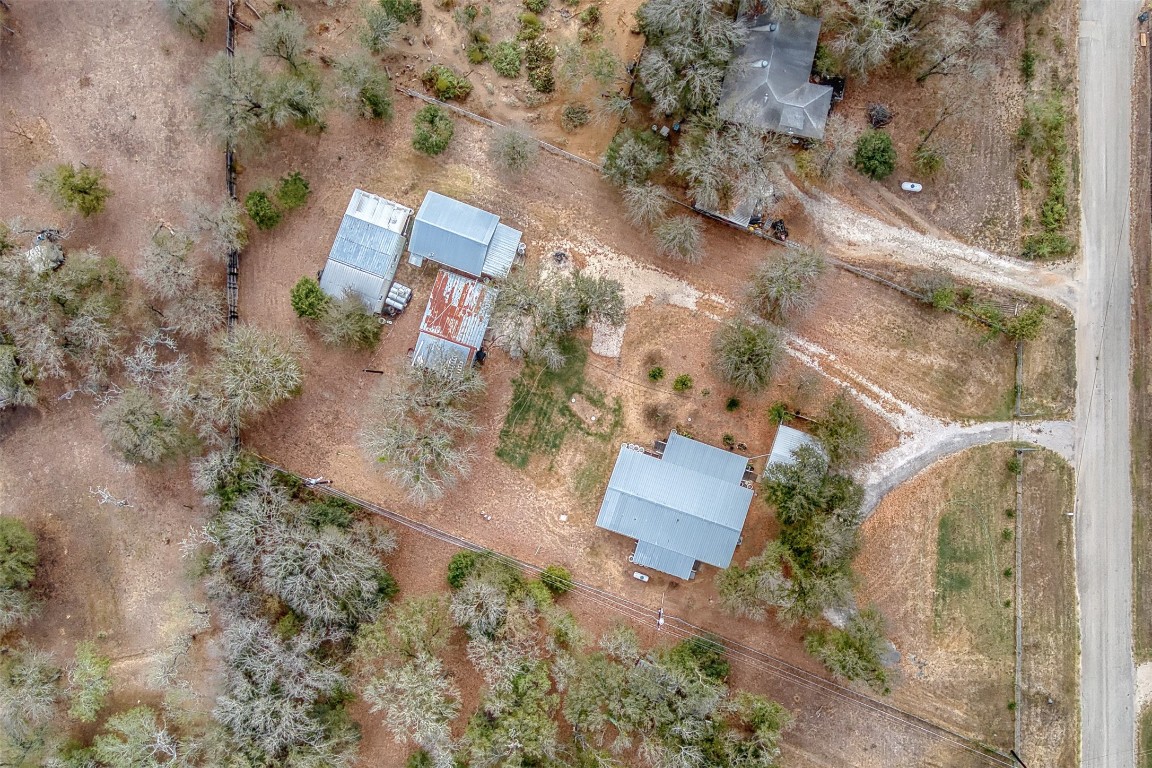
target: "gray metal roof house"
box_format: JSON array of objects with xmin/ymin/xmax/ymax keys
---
[
  {"xmin": 764, "ymin": 424, "xmax": 822, "ymax": 472},
  {"xmin": 595, "ymin": 432, "xmax": 755, "ymax": 579},
  {"xmin": 320, "ymin": 190, "xmax": 413, "ymax": 314},
  {"xmin": 412, "ymin": 269, "xmax": 498, "ymax": 375},
  {"xmin": 719, "ymin": 11, "xmax": 834, "ymax": 140},
  {"xmin": 407, "ymin": 191, "xmax": 521, "ymax": 279}
]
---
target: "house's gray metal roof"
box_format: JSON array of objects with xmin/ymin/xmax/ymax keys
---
[
  {"xmin": 409, "ymin": 192, "xmax": 499, "ymax": 277},
  {"xmin": 632, "ymin": 541, "xmax": 697, "ymax": 580},
  {"xmin": 483, "ymin": 223, "xmax": 521, "ymax": 279},
  {"xmin": 595, "ymin": 444, "xmax": 753, "ymax": 574},
  {"xmin": 662, "ymin": 431, "xmax": 748, "ymax": 485},
  {"xmin": 719, "ymin": 11, "xmax": 833, "ymax": 140},
  {"xmin": 766, "ymin": 424, "xmax": 821, "ymax": 470},
  {"xmin": 319, "ymin": 261, "xmax": 389, "ymax": 314}
]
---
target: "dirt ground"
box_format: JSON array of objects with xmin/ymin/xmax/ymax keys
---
[
  {"xmin": 856, "ymin": 444, "xmax": 1078, "ymax": 763},
  {"xmin": 803, "ymin": 0, "xmax": 1080, "ymax": 260},
  {"xmin": 0, "ymin": 0, "xmax": 224, "ymax": 713}
]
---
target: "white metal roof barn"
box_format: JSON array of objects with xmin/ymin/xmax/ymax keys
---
[
  {"xmin": 412, "ymin": 270, "xmax": 498, "ymax": 375},
  {"xmin": 407, "ymin": 191, "xmax": 521, "ymax": 279},
  {"xmin": 320, "ymin": 190, "xmax": 413, "ymax": 314},
  {"xmin": 595, "ymin": 432, "xmax": 754, "ymax": 580}
]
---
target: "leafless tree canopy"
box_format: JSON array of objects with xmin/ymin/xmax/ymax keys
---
[
  {"xmin": 196, "ymin": 326, "xmax": 303, "ymax": 432},
  {"xmin": 653, "ymin": 215, "xmax": 703, "ymax": 263},
  {"xmin": 672, "ymin": 109, "xmax": 784, "ymax": 216},
  {"xmin": 746, "ymin": 245, "xmax": 826, "ymax": 324}
]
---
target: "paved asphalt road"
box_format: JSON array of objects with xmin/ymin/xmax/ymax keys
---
[{"xmin": 1076, "ymin": 2, "xmax": 1139, "ymax": 766}]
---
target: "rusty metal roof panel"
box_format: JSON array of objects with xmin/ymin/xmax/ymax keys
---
[{"xmin": 418, "ymin": 270, "xmax": 498, "ymax": 355}]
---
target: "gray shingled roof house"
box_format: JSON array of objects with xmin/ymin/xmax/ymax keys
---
[
  {"xmin": 412, "ymin": 269, "xmax": 498, "ymax": 374},
  {"xmin": 320, "ymin": 190, "xmax": 413, "ymax": 314},
  {"xmin": 719, "ymin": 11, "xmax": 833, "ymax": 140},
  {"xmin": 407, "ymin": 191, "xmax": 521, "ymax": 279},
  {"xmin": 595, "ymin": 433, "xmax": 755, "ymax": 579}
]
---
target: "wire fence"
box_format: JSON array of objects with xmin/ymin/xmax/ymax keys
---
[
  {"xmin": 224, "ymin": 0, "xmax": 241, "ymax": 448},
  {"xmin": 253, "ymin": 456, "xmax": 1015, "ymax": 768}
]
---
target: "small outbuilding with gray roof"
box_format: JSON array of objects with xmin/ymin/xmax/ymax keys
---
[
  {"xmin": 719, "ymin": 10, "xmax": 834, "ymax": 140},
  {"xmin": 595, "ymin": 432, "xmax": 754, "ymax": 580},
  {"xmin": 412, "ymin": 269, "xmax": 498, "ymax": 375},
  {"xmin": 320, "ymin": 189, "xmax": 413, "ymax": 314},
  {"xmin": 407, "ymin": 191, "xmax": 522, "ymax": 279},
  {"xmin": 764, "ymin": 424, "xmax": 822, "ymax": 473}
]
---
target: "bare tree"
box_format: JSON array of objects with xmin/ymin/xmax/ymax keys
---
[
  {"xmin": 0, "ymin": 648, "xmax": 59, "ymax": 742},
  {"xmin": 138, "ymin": 229, "xmax": 197, "ymax": 301},
  {"xmin": 802, "ymin": 113, "xmax": 862, "ymax": 182},
  {"xmin": 830, "ymin": 0, "xmax": 914, "ymax": 76},
  {"xmin": 622, "ymin": 184, "xmax": 669, "ymax": 229},
  {"xmin": 317, "ymin": 292, "xmax": 382, "ymax": 351},
  {"xmin": 334, "ymin": 53, "xmax": 394, "ymax": 120},
  {"xmin": 197, "ymin": 326, "xmax": 303, "ymax": 432},
  {"xmin": 364, "ymin": 655, "xmax": 461, "ymax": 765},
  {"xmin": 653, "ymin": 216, "xmax": 703, "ymax": 263},
  {"xmin": 746, "ymin": 246, "xmax": 826, "ymax": 323},
  {"xmin": 489, "ymin": 126, "xmax": 539, "ymax": 175},
  {"xmin": 161, "ymin": 0, "xmax": 213, "ymax": 41},
  {"xmin": 256, "ymin": 9, "xmax": 307, "ymax": 71},
  {"xmin": 360, "ymin": 3, "xmax": 401, "ymax": 54},
  {"xmin": 671, "ymin": 110, "xmax": 782, "ymax": 215},
  {"xmin": 188, "ymin": 198, "xmax": 248, "ymax": 261},
  {"xmin": 92, "ymin": 707, "xmax": 183, "ymax": 766},
  {"xmin": 98, "ymin": 387, "xmax": 191, "ymax": 465},
  {"xmin": 915, "ymin": 11, "xmax": 999, "ymax": 82}
]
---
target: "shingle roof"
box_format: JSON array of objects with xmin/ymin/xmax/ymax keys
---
[
  {"xmin": 596, "ymin": 436, "xmax": 754, "ymax": 577},
  {"xmin": 408, "ymin": 192, "xmax": 521, "ymax": 278},
  {"xmin": 412, "ymin": 270, "xmax": 497, "ymax": 373},
  {"xmin": 321, "ymin": 190, "xmax": 413, "ymax": 313},
  {"xmin": 719, "ymin": 11, "xmax": 834, "ymax": 140},
  {"xmin": 765, "ymin": 424, "xmax": 822, "ymax": 470}
]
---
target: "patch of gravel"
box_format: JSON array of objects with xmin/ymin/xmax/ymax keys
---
[
  {"xmin": 797, "ymin": 188, "xmax": 1078, "ymax": 310},
  {"xmin": 539, "ymin": 236, "xmax": 731, "ymax": 358}
]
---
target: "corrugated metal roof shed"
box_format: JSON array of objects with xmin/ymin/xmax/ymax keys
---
[
  {"xmin": 719, "ymin": 11, "xmax": 833, "ymax": 140},
  {"xmin": 595, "ymin": 437, "xmax": 754, "ymax": 577},
  {"xmin": 412, "ymin": 334, "xmax": 473, "ymax": 375},
  {"xmin": 632, "ymin": 541, "xmax": 698, "ymax": 580},
  {"xmin": 409, "ymin": 192, "xmax": 498, "ymax": 277},
  {"xmin": 411, "ymin": 270, "xmax": 498, "ymax": 372},
  {"xmin": 321, "ymin": 190, "xmax": 413, "ymax": 313},
  {"xmin": 483, "ymin": 223, "xmax": 522, "ymax": 279},
  {"xmin": 662, "ymin": 431, "xmax": 748, "ymax": 485},
  {"xmin": 765, "ymin": 424, "xmax": 821, "ymax": 470}
]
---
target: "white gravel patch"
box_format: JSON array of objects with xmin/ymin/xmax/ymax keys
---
[{"xmin": 539, "ymin": 236, "xmax": 731, "ymax": 358}]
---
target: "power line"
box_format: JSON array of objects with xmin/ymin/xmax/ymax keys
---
[{"xmin": 256, "ymin": 459, "xmax": 1016, "ymax": 766}]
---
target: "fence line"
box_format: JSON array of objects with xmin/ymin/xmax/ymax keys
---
[{"xmin": 224, "ymin": 0, "xmax": 241, "ymax": 448}]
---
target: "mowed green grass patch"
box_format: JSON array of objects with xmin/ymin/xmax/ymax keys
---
[
  {"xmin": 496, "ymin": 338, "xmax": 621, "ymax": 469},
  {"xmin": 933, "ymin": 450, "xmax": 1016, "ymax": 655}
]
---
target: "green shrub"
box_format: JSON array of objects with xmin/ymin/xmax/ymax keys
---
[
  {"xmin": 380, "ymin": 0, "xmax": 422, "ymax": 24},
  {"xmin": 412, "ymin": 104, "xmax": 455, "ymax": 155},
  {"xmin": 276, "ymin": 171, "xmax": 310, "ymax": 210},
  {"xmin": 725, "ymin": 397, "xmax": 740, "ymax": 411},
  {"xmin": 540, "ymin": 564, "xmax": 573, "ymax": 595},
  {"xmin": 406, "ymin": 752, "xmax": 433, "ymax": 768},
  {"xmin": 318, "ymin": 294, "xmax": 383, "ymax": 350},
  {"xmin": 447, "ymin": 550, "xmax": 485, "ymax": 589},
  {"xmin": 853, "ymin": 129, "xmax": 896, "ymax": 180},
  {"xmin": 517, "ymin": 11, "xmax": 543, "ymax": 40},
  {"xmin": 578, "ymin": 4, "xmax": 600, "ymax": 25},
  {"xmin": 290, "ymin": 277, "xmax": 330, "ymax": 319},
  {"xmin": 377, "ymin": 569, "xmax": 399, "ymax": 602},
  {"xmin": 913, "ymin": 145, "xmax": 944, "ymax": 177},
  {"xmin": 672, "ymin": 374, "xmax": 693, "ymax": 392},
  {"xmin": 1003, "ymin": 304, "xmax": 1047, "ymax": 341},
  {"xmin": 669, "ymin": 635, "xmax": 729, "ymax": 681},
  {"xmin": 602, "ymin": 128, "xmax": 668, "ymax": 187},
  {"xmin": 304, "ymin": 497, "xmax": 356, "ymax": 529},
  {"xmin": 244, "ymin": 189, "xmax": 282, "ymax": 230},
  {"xmin": 1021, "ymin": 231, "xmax": 1074, "ymax": 260},
  {"xmin": 36, "ymin": 163, "xmax": 112, "ymax": 217},
  {"xmin": 466, "ymin": 42, "xmax": 488, "ymax": 64},
  {"xmin": 524, "ymin": 39, "xmax": 555, "ymax": 92},
  {"xmin": 0, "ymin": 518, "xmax": 37, "ymax": 591},
  {"xmin": 524, "ymin": 0, "xmax": 547, "ymax": 12},
  {"xmin": 490, "ymin": 41, "xmax": 522, "ymax": 77},
  {"xmin": 647, "ymin": 366, "xmax": 665, "ymax": 381},
  {"xmin": 421, "ymin": 64, "xmax": 473, "ymax": 100},
  {"xmin": 561, "ymin": 103, "xmax": 590, "ymax": 131},
  {"xmin": 1020, "ymin": 45, "xmax": 1037, "ymax": 82}
]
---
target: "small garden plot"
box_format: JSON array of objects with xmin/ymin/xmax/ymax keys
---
[{"xmin": 496, "ymin": 337, "xmax": 621, "ymax": 469}]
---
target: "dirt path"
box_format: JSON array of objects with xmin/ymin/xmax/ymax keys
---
[
  {"xmin": 1074, "ymin": 1, "xmax": 1140, "ymax": 766},
  {"xmin": 797, "ymin": 187, "xmax": 1079, "ymax": 310}
]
